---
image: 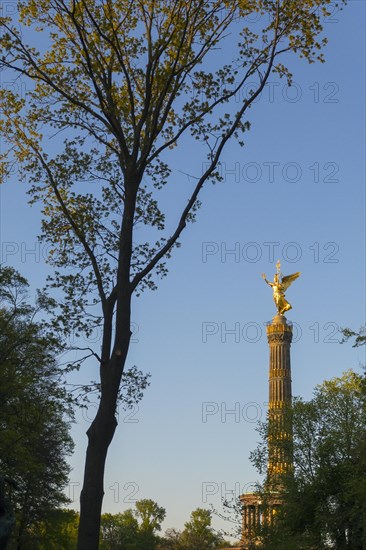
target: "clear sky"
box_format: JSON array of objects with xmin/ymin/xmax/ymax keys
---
[{"xmin": 0, "ymin": 0, "xmax": 365, "ymax": 540}]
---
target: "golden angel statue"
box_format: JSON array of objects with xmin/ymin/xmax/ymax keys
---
[{"xmin": 262, "ymin": 260, "xmax": 300, "ymax": 315}]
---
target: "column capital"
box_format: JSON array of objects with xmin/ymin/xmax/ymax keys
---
[{"xmin": 266, "ymin": 315, "xmax": 292, "ymax": 343}]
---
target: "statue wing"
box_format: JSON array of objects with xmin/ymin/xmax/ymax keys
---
[{"xmin": 281, "ymin": 272, "xmax": 301, "ymax": 291}]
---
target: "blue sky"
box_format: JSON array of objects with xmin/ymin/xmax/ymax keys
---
[{"xmin": 0, "ymin": 0, "xmax": 365, "ymax": 539}]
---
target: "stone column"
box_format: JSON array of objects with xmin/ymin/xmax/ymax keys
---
[
  {"xmin": 266, "ymin": 314, "xmax": 293, "ymax": 477},
  {"xmin": 239, "ymin": 314, "xmax": 295, "ymax": 548}
]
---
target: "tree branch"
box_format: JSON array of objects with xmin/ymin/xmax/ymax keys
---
[{"xmin": 130, "ymin": 1, "xmax": 281, "ymax": 292}]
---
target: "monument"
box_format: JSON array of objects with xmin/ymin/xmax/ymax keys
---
[{"xmin": 239, "ymin": 262, "xmax": 300, "ymax": 548}]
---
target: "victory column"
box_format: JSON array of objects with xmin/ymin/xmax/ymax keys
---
[{"xmin": 239, "ymin": 262, "xmax": 300, "ymax": 549}]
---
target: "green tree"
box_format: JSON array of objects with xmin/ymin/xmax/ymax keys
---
[
  {"xmin": 180, "ymin": 508, "xmax": 224, "ymax": 549},
  {"xmin": 158, "ymin": 509, "xmax": 231, "ymax": 550},
  {"xmin": 251, "ymin": 370, "xmax": 366, "ymax": 550},
  {"xmin": 135, "ymin": 499, "xmax": 166, "ymax": 548},
  {"xmin": 135, "ymin": 498, "xmax": 166, "ymax": 533},
  {"xmin": 0, "ymin": 1, "xmax": 347, "ymax": 546},
  {"xmin": 32, "ymin": 509, "xmax": 80, "ymax": 549},
  {"xmin": 0, "ymin": 267, "xmax": 74, "ymax": 549},
  {"xmin": 100, "ymin": 510, "xmax": 139, "ymax": 550},
  {"xmin": 99, "ymin": 500, "xmax": 166, "ymax": 550}
]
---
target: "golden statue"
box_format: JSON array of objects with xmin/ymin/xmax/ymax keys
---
[{"xmin": 262, "ymin": 260, "xmax": 300, "ymax": 315}]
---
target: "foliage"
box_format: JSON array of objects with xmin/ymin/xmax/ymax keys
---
[
  {"xmin": 340, "ymin": 325, "xmax": 366, "ymax": 348},
  {"xmin": 135, "ymin": 498, "xmax": 166, "ymax": 548},
  {"xmin": 0, "ymin": 266, "xmax": 74, "ymax": 549},
  {"xmin": 180, "ymin": 508, "xmax": 225, "ymax": 549},
  {"xmin": 29, "ymin": 509, "xmax": 80, "ymax": 549},
  {"xmin": 99, "ymin": 505, "xmax": 227, "ymax": 550},
  {"xmin": 250, "ymin": 370, "xmax": 366, "ymax": 550},
  {"xmin": 159, "ymin": 508, "xmax": 226, "ymax": 549},
  {"xmin": 99, "ymin": 499, "xmax": 166, "ymax": 550},
  {"xmin": 100, "ymin": 510, "xmax": 140, "ymax": 550},
  {"xmin": 158, "ymin": 528, "xmax": 183, "ymax": 550}
]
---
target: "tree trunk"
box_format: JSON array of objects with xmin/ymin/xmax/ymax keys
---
[
  {"xmin": 77, "ymin": 350, "xmax": 129, "ymax": 550},
  {"xmin": 77, "ymin": 174, "xmax": 137, "ymax": 549}
]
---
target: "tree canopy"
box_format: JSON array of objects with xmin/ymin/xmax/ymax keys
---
[
  {"xmin": 0, "ymin": 266, "xmax": 74, "ymax": 549},
  {"xmin": 83, "ymin": 503, "xmax": 228, "ymax": 549},
  {"xmin": 179, "ymin": 508, "xmax": 225, "ymax": 549},
  {"xmin": 99, "ymin": 499, "xmax": 166, "ymax": 550}
]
